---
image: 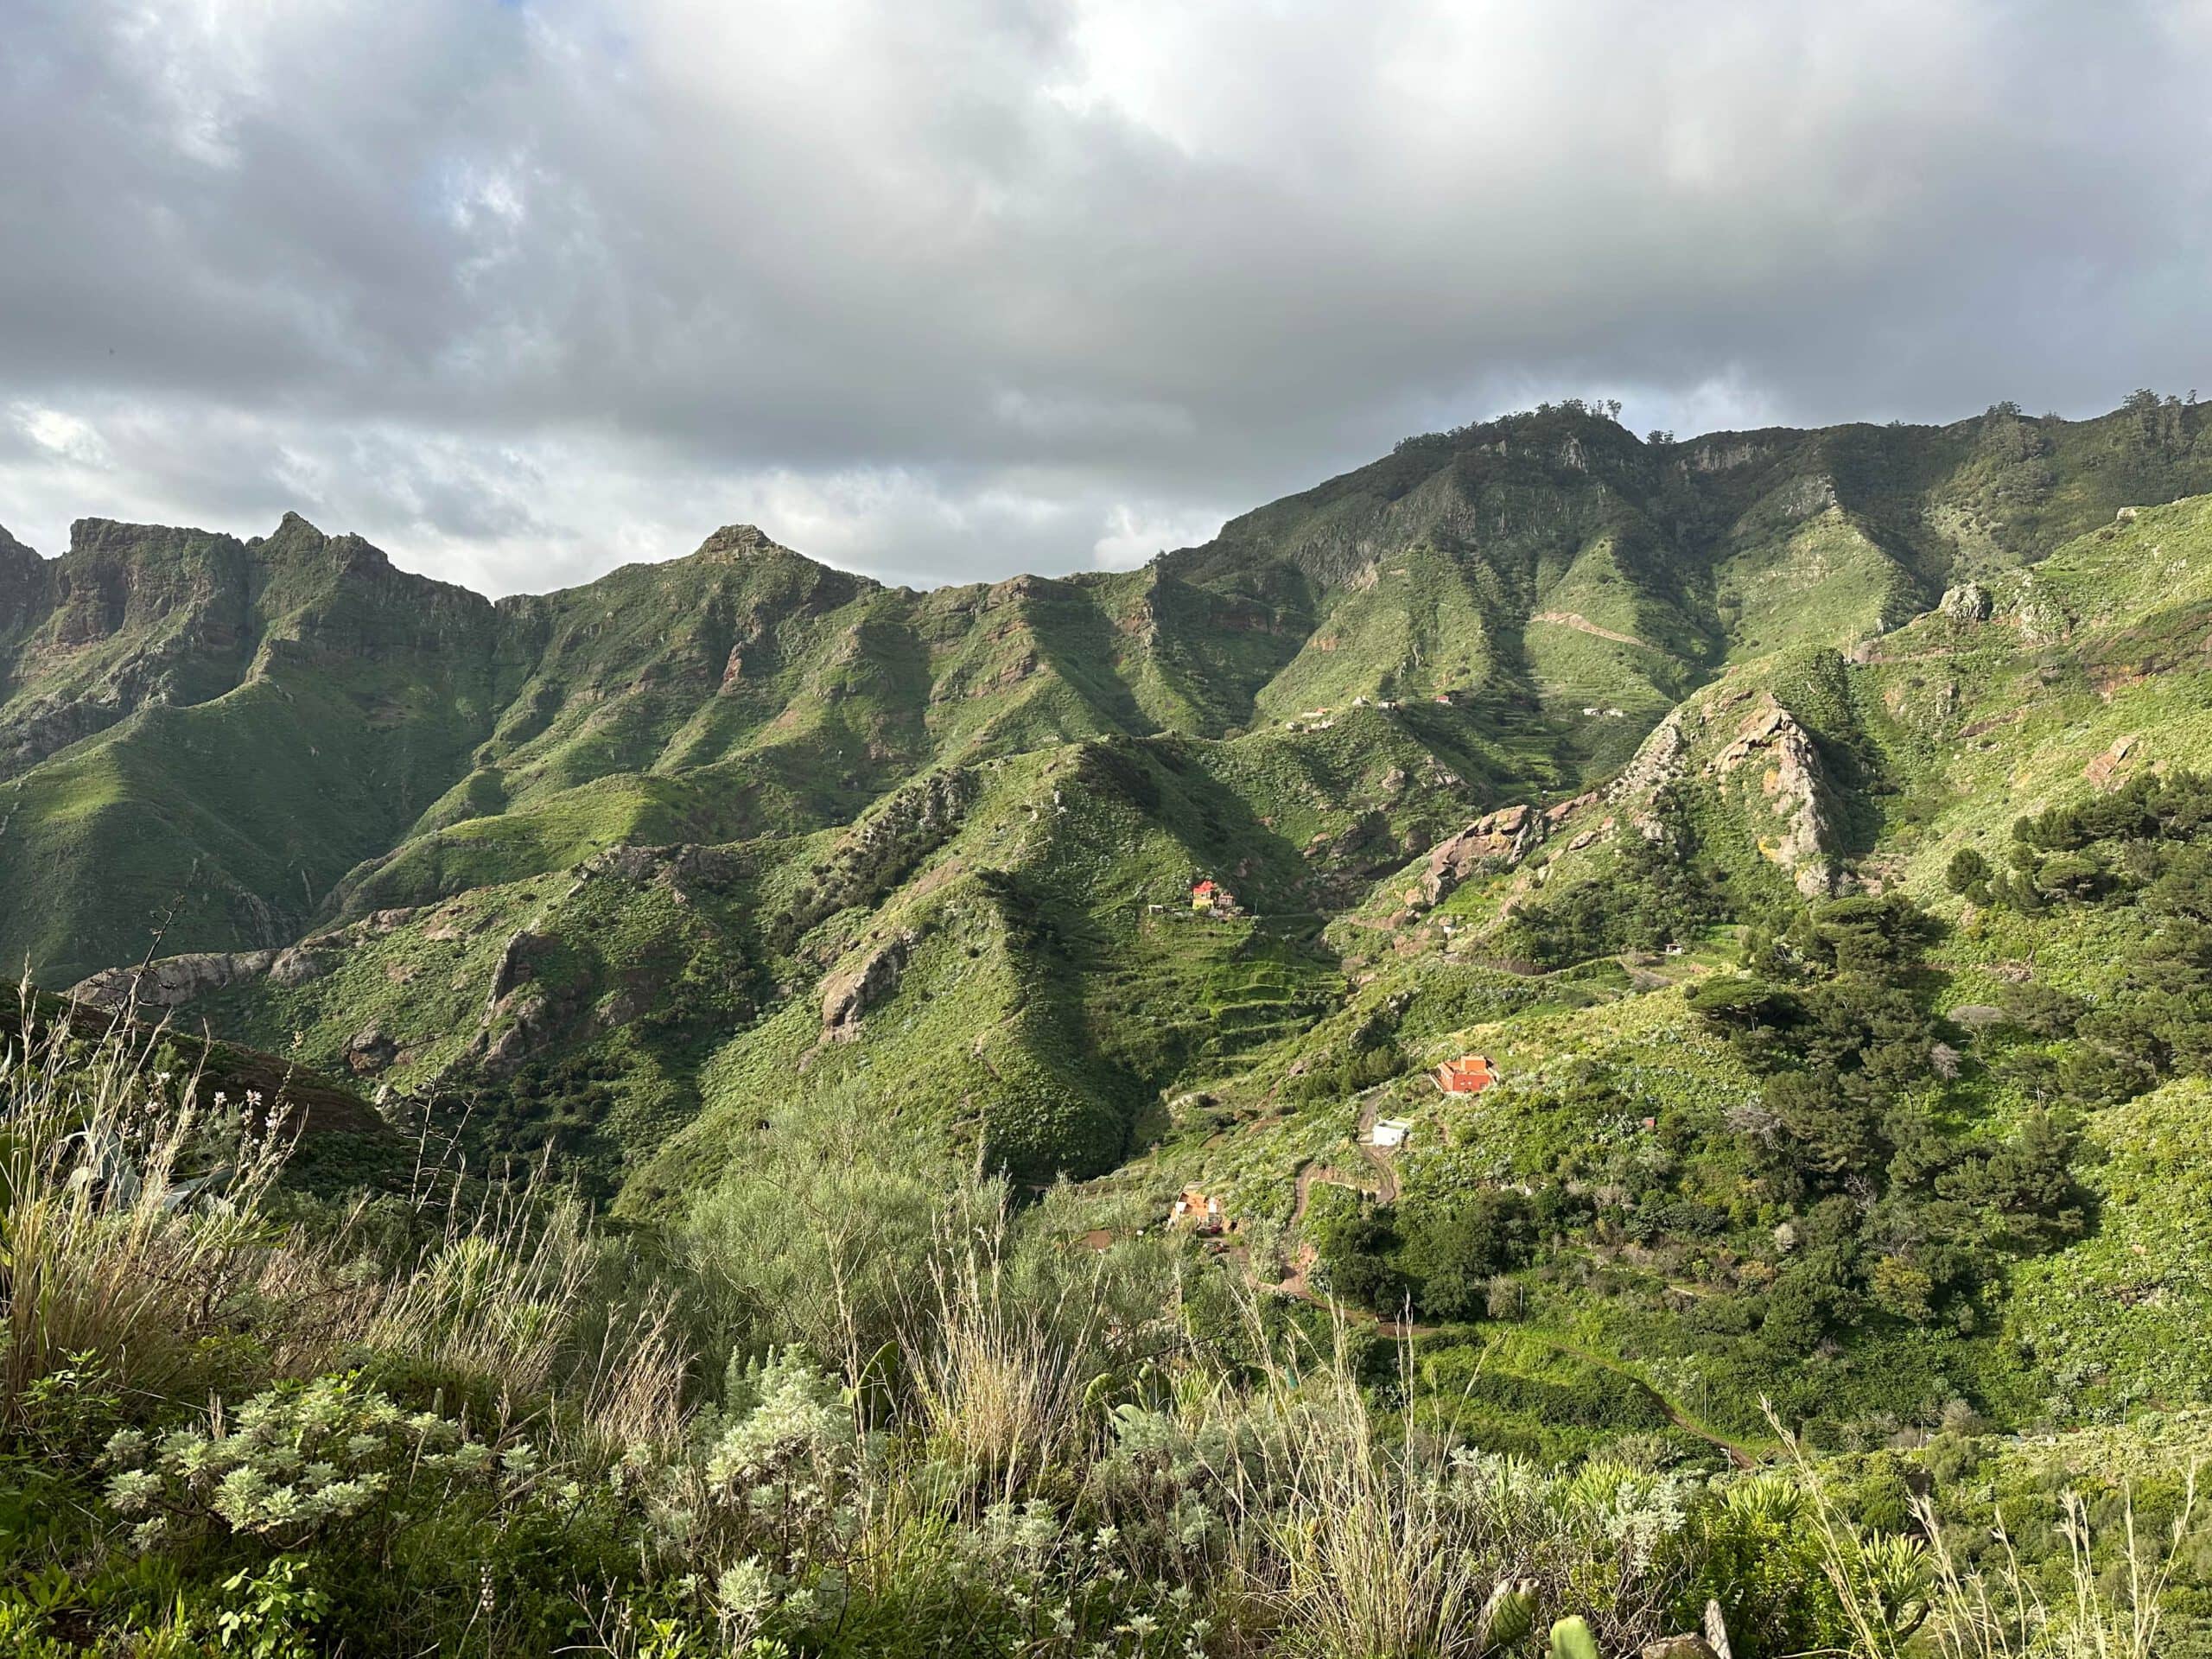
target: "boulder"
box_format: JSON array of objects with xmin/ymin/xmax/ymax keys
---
[
  {"xmin": 1939, "ymin": 581, "xmax": 1993, "ymax": 623},
  {"xmin": 346, "ymin": 1023, "xmax": 398, "ymax": 1076}
]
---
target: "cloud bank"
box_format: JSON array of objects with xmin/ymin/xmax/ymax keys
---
[{"xmin": 5, "ymin": 0, "xmax": 2209, "ymax": 593}]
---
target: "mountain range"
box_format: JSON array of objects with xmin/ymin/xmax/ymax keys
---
[{"xmin": 3, "ymin": 395, "xmax": 2208, "ymax": 1207}]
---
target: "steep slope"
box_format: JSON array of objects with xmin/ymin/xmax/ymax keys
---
[
  {"xmin": 0, "ymin": 515, "xmax": 511, "ymax": 979},
  {"xmin": 2, "ymin": 397, "xmax": 2200, "ymax": 983}
]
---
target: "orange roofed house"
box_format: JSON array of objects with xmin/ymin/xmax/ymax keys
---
[{"xmin": 1433, "ymin": 1054, "xmax": 1498, "ymax": 1096}]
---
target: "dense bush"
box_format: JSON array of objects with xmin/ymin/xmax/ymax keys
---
[
  {"xmin": 1967, "ymin": 772, "xmax": 2212, "ymax": 1109},
  {"xmin": 1504, "ymin": 791, "xmax": 1733, "ymax": 968},
  {"xmin": 1685, "ymin": 895, "xmax": 2085, "ymax": 1352}
]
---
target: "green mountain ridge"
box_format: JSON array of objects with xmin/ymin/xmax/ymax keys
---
[
  {"xmin": 7, "ymin": 394, "xmax": 2211, "ymax": 1230},
  {"xmin": 8, "ymin": 397, "xmax": 2207, "ymax": 980}
]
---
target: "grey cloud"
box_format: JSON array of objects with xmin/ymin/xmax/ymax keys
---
[{"xmin": 3, "ymin": 0, "xmax": 2209, "ymax": 593}]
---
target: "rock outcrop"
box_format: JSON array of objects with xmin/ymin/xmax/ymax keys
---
[
  {"xmin": 1609, "ymin": 706, "xmax": 1695, "ymax": 804},
  {"xmin": 819, "ymin": 931, "xmax": 914, "ymax": 1043},
  {"xmin": 2084, "ymin": 733, "xmax": 2139, "ymax": 790},
  {"xmin": 346, "ymin": 1022, "xmax": 398, "ymax": 1075},
  {"xmin": 1938, "ymin": 581, "xmax": 1993, "ymax": 623},
  {"xmin": 1707, "ymin": 697, "xmax": 1840, "ymax": 896},
  {"xmin": 70, "ymin": 950, "xmax": 279, "ymax": 1010},
  {"xmin": 1421, "ymin": 804, "xmax": 1545, "ymax": 905}
]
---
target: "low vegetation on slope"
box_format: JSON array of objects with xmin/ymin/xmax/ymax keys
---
[{"xmin": 5, "ymin": 1002, "xmax": 2208, "ymax": 1656}]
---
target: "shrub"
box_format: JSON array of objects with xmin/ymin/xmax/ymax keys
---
[{"xmin": 99, "ymin": 1375, "xmax": 531, "ymax": 1554}]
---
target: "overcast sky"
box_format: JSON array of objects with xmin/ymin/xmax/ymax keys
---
[{"xmin": 4, "ymin": 1, "xmax": 2209, "ymax": 594}]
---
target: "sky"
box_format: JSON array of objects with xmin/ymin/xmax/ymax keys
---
[{"xmin": 4, "ymin": 1, "xmax": 2210, "ymax": 596}]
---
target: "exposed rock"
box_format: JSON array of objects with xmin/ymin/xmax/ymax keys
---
[
  {"xmin": 1778, "ymin": 473, "xmax": 1840, "ymax": 517},
  {"xmin": 1421, "ymin": 804, "xmax": 1544, "ymax": 904},
  {"xmin": 1707, "ymin": 696, "xmax": 1840, "ymax": 896},
  {"xmin": 1684, "ymin": 438, "xmax": 1771, "ymax": 474},
  {"xmin": 696, "ymin": 523, "xmax": 792, "ymax": 562},
  {"xmin": 596, "ymin": 986, "xmax": 650, "ymax": 1027},
  {"xmin": 346, "ymin": 1023, "xmax": 398, "ymax": 1075},
  {"xmin": 70, "ymin": 950, "xmax": 278, "ymax": 1010},
  {"xmin": 819, "ymin": 931, "xmax": 914, "ymax": 1042},
  {"xmin": 268, "ymin": 944, "xmax": 338, "ymax": 987},
  {"xmin": 579, "ymin": 844, "xmax": 682, "ymax": 884},
  {"xmin": 988, "ymin": 572, "xmax": 1052, "ymax": 605},
  {"xmin": 1938, "ymin": 581, "xmax": 1993, "ymax": 623},
  {"xmin": 773, "ymin": 769, "xmax": 978, "ymax": 949},
  {"xmin": 2084, "ymin": 733, "xmax": 2138, "ymax": 790},
  {"xmin": 1609, "ymin": 706, "xmax": 1694, "ymax": 803},
  {"xmin": 487, "ymin": 928, "xmax": 551, "ymax": 1005},
  {"xmin": 482, "ymin": 990, "xmax": 552, "ymax": 1071},
  {"xmin": 1544, "ymin": 789, "xmax": 1602, "ymax": 824}
]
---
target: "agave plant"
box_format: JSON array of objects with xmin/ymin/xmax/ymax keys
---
[{"xmin": 1474, "ymin": 1580, "xmax": 1538, "ymax": 1655}]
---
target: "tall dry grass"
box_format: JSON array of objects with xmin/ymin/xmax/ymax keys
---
[
  {"xmin": 1236, "ymin": 1365, "xmax": 1488, "ymax": 1658},
  {"xmin": 1, "ymin": 988, "xmax": 291, "ymax": 1421},
  {"xmin": 1120, "ymin": 1303, "xmax": 1684, "ymax": 1659},
  {"xmin": 2, "ymin": 985, "xmax": 667, "ymax": 1454},
  {"xmin": 906, "ymin": 1212, "xmax": 1111, "ymax": 1500}
]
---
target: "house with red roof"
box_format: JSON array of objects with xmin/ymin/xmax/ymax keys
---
[{"xmin": 1433, "ymin": 1054, "xmax": 1498, "ymax": 1096}]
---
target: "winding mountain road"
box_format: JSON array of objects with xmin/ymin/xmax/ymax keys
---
[{"xmin": 1270, "ymin": 1094, "xmax": 1438, "ymax": 1333}]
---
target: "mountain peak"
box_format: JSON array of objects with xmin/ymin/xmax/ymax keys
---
[
  {"xmin": 694, "ymin": 524, "xmax": 799, "ymax": 562},
  {"xmin": 252, "ymin": 511, "xmax": 328, "ymax": 553},
  {"xmin": 0, "ymin": 525, "xmax": 43, "ymax": 621},
  {"xmin": 67, "ymin": 517, "xmax": 245, "ymax": 560}
]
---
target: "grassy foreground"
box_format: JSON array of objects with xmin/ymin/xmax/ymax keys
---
[{"xmin": 3, "ymin": 993, "xmax": 2206, "ymax": 1658}]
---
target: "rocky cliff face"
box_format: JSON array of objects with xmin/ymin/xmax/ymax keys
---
[
  {"xmin": 1420, "ymin": 804, "xmax": 1547, "ymax": 904},
  {"xmin": 0, "ymin": 525, "xmax": 47, "ymax": 639},
  {"xmin": 1707, "ymin": 696, "xmax": 1842, "ymax": 896},
  {"xmin": 817, "ymin": 930, "xmax": 914, "ymax": 1046},
  {"xmin": 1600, "ymin": 672, "xmax": 1845, "ymax": 894}
]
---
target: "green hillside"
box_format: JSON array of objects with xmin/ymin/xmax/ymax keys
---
[{"xmin": 14, "ymin": 393, "xmax": 2212, "ymax": 1656}]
